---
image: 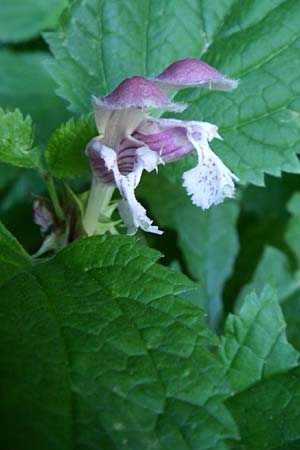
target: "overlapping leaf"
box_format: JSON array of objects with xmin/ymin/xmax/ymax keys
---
[
  {"xmin": 0, "ymin": 222, "xmax": 30, "ymax": 286},
  {"xmin": 0, "ymin": 50, "xmax": 70, "ymax": 145},
  {"xmin": 0, "ymin": 227, "xmax": 238, "ymax": 450},
  {"xmin": 0, "ymin": 108, "xmax": 41, "ymax": 169},
  {"xmin": 227, "ymin": 366, "xmax": 300, "ymax": 450},
  {"xmin": 45, "ymin": 115, "xmax": 96, "ymax": 178},
  {"xmin": 220, "ymin": 285, "xmax": 299, "ymax": 393}
]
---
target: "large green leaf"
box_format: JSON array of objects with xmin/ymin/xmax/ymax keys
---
[
  {"xmin": 0, "ymin": 108, "xmax": 41, "ymax": 169},
  {"xmin": 0, "ymin": 221, "xmax": 30, "ymax": 286},
  {"xmin": 181, "ymin": 0, "xmax": 300, "ymax": 184},
  {"xmin": 45, "ymin": 0, "xmax": 236, "ymax": 113},
  {"xmin": 220, "ymin": 285, "xmax": 299, "ymax": 393},
  {"xmin": 46, "ymin": 0, "xmax": 300, "ymax": 184},
  {"xmin": 226, "ymin": 366, "xmax": 300, "ymax": 450},
  {"xmin": 223, "ymin": 285, "xmax": 300, "ymax": 450},
  {"xmin": 0, "ymin": 0, "xmax": 67, "ymax": 43},
  {"xmin": 0, "ymin": 272, "xmax": 72, "ymax": 450},
  {"xmin": 139, "ymin": 167, "xmax": 239, "ymax": 328},
  {"xmin": 0, "ymin": 233, "xmax": 238, "ymax": 450},
  {"xmin": 0, "ymin": 50, "xmax": 70, "ymax": 146}
]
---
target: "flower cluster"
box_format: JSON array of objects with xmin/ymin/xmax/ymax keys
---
[{"xmin": 85, "ymin": 58, "xmax": 238, "ymax": 235}]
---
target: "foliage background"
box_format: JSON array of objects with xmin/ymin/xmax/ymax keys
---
[{"xmin": 1, "ymin": 1, "xmax": 300, "ymax": 449}]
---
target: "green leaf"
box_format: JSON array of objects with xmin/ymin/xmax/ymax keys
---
[
  {"xmin": 285, "ymin": 192, "xmax": 300, "ymax": 266},
  {"xmin": 45, "ymin": 0, "xmax": 300, "ymax": 184},
  {"xmin": 236, "ymin": 246, "xmax": 300, "ymax": 310},
  {"xmin": 0, "ymin": 165, "xmax": 45, "ymax": 253},
  {"xmin": 246, "ymin": 248, "xmax": 300, "ymax": 350},
  {"xmin": 0, "ymin": 272, "xmax": 72, "ymax": 450},
  {"xmin": 0, "ymin": 50, "xmax": 70, "ymax": 146},
  {"xmin": 44, "ymin": 0, "xmax": 236, "ymax": 113},
  {"xmin": 235, "ymin": 192, "xmax": 300, "ymax": 351},
  {"xmin": 180, "ymin": 0, "xmax": 300, "ymax": 184},
  {"xmin": 217, "ymin": 0, "xmax": 287, "ymax": 38},
  {"xmin": 45, "ymin": 115, "xmax": 96, "ymax": 178},
  {"xmin": 241, "ymin": 173, "xmax": 300, "ymax": 216},
  {"xmin": 0, "ymin": 221, "xmax": 30, "ymax": 286},
  {"xmin": 0, "ymin": 235, "xmax": 238, "ymax": 450},
  {"xmin": 0, "ymin": 108, "xmax": 41, "ymax": 168},
  {"xmin": 220, "ymin": 285, "xmax": 299, "ymax": 393},
  {"xmin": 139, "ymin": 167, "xmax": 239, "ymax": 328},
  {"xmin": 0, "ymin": 0, "xmax": 67, "ymax": 43},
  {"xmin": 226, "ymin": 366, "xmax": 300, "ymax": 450}
]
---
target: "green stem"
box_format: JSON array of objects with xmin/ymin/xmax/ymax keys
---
[
  {"xmin": 83, "ymin": 179, "xmax": 114, "ymax": 236},
  {"xmin": 45, "ymin": 175, "xmax": 65, "ymax": 222}
]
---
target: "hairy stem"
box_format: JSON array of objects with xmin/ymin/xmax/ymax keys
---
[
  {"xmin": 83, "ymin": 179, "xmax": 114, "ymax": 236},
  {"xmin": 45, "ymin": 175, "xmax": 65, "ymax": 222}
]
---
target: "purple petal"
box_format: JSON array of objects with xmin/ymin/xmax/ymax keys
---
[
  {"xmin": 85, "ymin": 137, "xmax": 116, "ymax": 185},
  {"xmin": 86, "ymin": 135, "xmax": 160, "ymax": 187},
  {"xmin": 155, "ymin": 58, "xmax": 238, "ymax": 91},
  {"xmin": 93, "ymin": 76, "xmax": 186, "ymax": 112},
  {"xmin": 134, "ymin": 118, "xmax": 194, "ymax": 162}
]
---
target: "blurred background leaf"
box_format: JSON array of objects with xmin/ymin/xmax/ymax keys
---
[
  {"xmin": 0, "ymin": 0, "xmax": 67, "ymax": 43},
  {"xmin": 0, "ymin": 50, "xmax": 70, "ymax": 146}
]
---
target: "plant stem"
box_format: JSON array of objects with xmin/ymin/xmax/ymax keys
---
[
  {"xmin": 83, "ymin": 179, "xmax": 114, "ymax": 236},
  {"xmin": 45, "ymin": 175, "xmax": 65, "ymax": 222}
]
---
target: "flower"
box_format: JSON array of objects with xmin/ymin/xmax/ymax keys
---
[
  {"xmin": 85, "ymin": 59, "xmax": 238, "ymax": 235},
  {"xmin": 33, "ymin": 199, "xmax": 54, "ymax": 232}
]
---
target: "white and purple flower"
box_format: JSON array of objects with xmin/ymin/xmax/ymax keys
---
[{"xmin": 84, "ymin": 58, "xmax": 239, "ymax": 235}]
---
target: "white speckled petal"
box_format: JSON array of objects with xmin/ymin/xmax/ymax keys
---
[{"xmin": 183, "ymin": 144, "xmax": 238, "ymax": 209}]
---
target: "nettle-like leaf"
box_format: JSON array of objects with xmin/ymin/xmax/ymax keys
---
[
  {"xmin": 236, "ymin": 193, "xmax": 300, "ymax": 351},
  {"xmin": 236, "ymin": 246, "xmax": 300, "ymax": 309},
  {"xmin": 0, "ymin": 50, "xmax": 70, "ymax": 145},
  {"xmin": 0, "ymin": 108, "xmax": 41, "ymax": 169},
  {"xmin": 0, "ymin": 222, "xmax": 30, "ymax": 286},
  {"xmin": 139, "ymin": 168, "xmax": 239, "ymax": 328},
  {"xmin": 0, "ymin": 0, "xmax": 67, "ymax": 43},
  {"xmin": 45, "ymin": 0, "xmax": 235, "ymax": 113},
  {"xmin": 45, "ymin": 115, "xmax": 96, "ymax": 178},
  {"xmin": 181, "ymin": 0, "xmax": 300, "ymax": 184},
  {"xmin": 0, "ymin": 227, "xmax": 238, "ymax": 450},
  {"xmin": 220, "ymin": 285, "xmax": 299, "ymax": 393},
  {"xmin": 45, "ymin": 0, "xmax": 300, "ymax": 185},
  {"xmin": 221, "ymin": 285, "xmax": 300, "ymax": 450},
  {"xmin": 226, "ymin": 366, "xmax": 300, "ymax": 450}
]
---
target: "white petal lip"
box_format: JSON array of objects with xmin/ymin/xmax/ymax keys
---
[{"xmin": 182, "ymin": 145, "xmax": 239, "ymax": 209}]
